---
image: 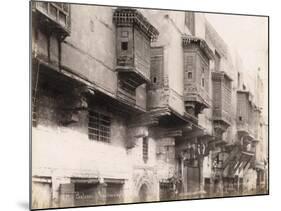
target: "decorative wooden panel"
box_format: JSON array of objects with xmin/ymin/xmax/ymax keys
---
[
  {"xmin": 236, "ymin": 90, "xmax": 257, "ymax": 138},
  {"xmin": 212, "ymin": 80, "xmax": 222, "ymax": 109},
  {"xmin": 212, "ymin": 72, "xmax": 232, "ymax": 134},
  {"xmin": 150, "ymin": 47, "xmax": 164, "ymax": 89},
  {"xmin": 183, "ymin": 52, "xmax": 197, "ymax": 102},
  {"xmin": 114, "ymin": 8, "xmax": 159, "ymax": 105},
  {"xmin": 222, "ymin": 85, "xmax": 231, "ymax": 113},
  {"xmin": 237, "ymin": 92, "xmax": 249, "ymax": 124},
  {"xmin": 183, "ymin": 54, "xmax": 196, "ymax": 88},
  {"xmin": 134, "ymin": 29, "xmax": 151, "ymax": 80},
  {"xmin": 113, "ymin": 8, "xmax": 159, "ymax": 89},
  {"xmin": 116, "ymin": 27, "xmax": 134, "ymax": 67},
  {"xmin": 183, "ymin": 46, "xmax": 211, "ymax": 115},
  {"xmin": 197, "ymin": 55, "xmax": 210, "ymax": 97}
]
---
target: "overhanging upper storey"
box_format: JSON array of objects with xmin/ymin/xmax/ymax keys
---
[
  {"xmin": 113, "ymin": 8, "xmax": 159, "ymax": 105},
  {"xmin": 32, "ymin": 2, "xmax": 71, "ymax": 39},
  {"xmin": 182, "ymin": 35, "xmax": 214, "ymax": 117},
  {"xmin": 236, "ymin": 90, "xmax": 256, "ymax": 140},
  {"xmin": 182, "ymin": 36, "xmax": 215, "ymax": 60},
  {"xmin": 113, "ymin": 8, "xmax": 159, "ymax": 41},
  {"xmin": 212, "ymin": 71, "xmax": 233, "ymax": 136}
]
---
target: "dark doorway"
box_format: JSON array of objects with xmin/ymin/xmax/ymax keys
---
[
  {"xmin": 204, "ymin": 178, "xmax": 211, "ymax": 197},
  {"xmin": 159, "ymin": 182, "xmax": 174, "ymax": 201},
  {"xmin": 106, "ymin": 183, "xmax": 123, "ymax": 204},
  {"xmin": 74, "ymin": 183, "xmax": 98, "ymax": 206},
  {"xmin": 138, "ymin": 184, "xmax": 148, "ymax": 202}
]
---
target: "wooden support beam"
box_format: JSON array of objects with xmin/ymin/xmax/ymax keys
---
[
  {"xmin": 243, "ymin": 156, "xmax": 252, "ymax": 170},
  {"xmin": 233, "ymin": 156, "xmax": 243, "ymax": 174},
  {"xmin": 241, "ymin": 151, "xmax": 255, "ymax": 157},
  {"xmin": 128, "ymin": 113, "xmax": 159, "ymax": 127},
  {"xmin": 222, "ymin": 146, "xmax": 240, "ymax": 170},
  {"xmin": 155, "ymin": 128, "xmax": 183, "ymax": 138},
  {"xmin": 243, "ymin": 158, "xmax": 253, "ymax": 173}
]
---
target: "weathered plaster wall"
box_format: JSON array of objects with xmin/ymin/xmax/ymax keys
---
[
  {"xmin": 61, "ymin": 5, "xmax": 117, "ymax": 94},
  {"xmin": 32, "ymin": 124, "xmax": 130, "ymax": 180},
  {"xmin": 243, "ymin": 169, "xmax": 257, "ymax": 193},
  {"xmin": 195, "ymin": 13, "xmax": 206, "ymax": 39},
  {"xmin": 34, "ymin": 5, "xmax": 150, "ymax": 110},
  {"xmin": 33, "ymin": 77, "xmax": 130, "ymax": 178},
  {"xmin": 126, "ymin": 135, "xmax": 159, "ymax": 201}
]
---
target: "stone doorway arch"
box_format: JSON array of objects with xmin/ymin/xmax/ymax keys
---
[{"xmin": 138, "ymin": 184, "xmax": 149, "ymax": 202}]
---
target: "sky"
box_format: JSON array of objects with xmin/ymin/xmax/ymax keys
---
[{"xmin": 205, "ymin": 13, "xmax": 268, "ymax": 79}]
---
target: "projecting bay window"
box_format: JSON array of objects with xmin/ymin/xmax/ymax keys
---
[
  {"xmin": 212, "ymin": 71, "xmax": 232, "ymax": 135},
  {"xmin": 33, "ymin": 2, "xmax": 71, "ymax": 38},
  {"xmin": 236, "ymin": 90, "xmax": 257, "ymax": 140},
  {"xmin": 113, "ymin": 8, "xmax": 159, "ymax": 104},
  {"xmin": 182, "ymin": 36, "xmax": 214, "ymax": 117},
  {"xmin": 88, "ymin": 110, "xmax": 111, "ymax": 143}
]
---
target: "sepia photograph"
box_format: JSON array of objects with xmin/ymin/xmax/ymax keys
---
[{"xmin": 30, "ymin": 1, "xmax": 269, "ymax": 210}]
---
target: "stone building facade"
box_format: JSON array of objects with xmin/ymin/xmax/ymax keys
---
[{"xmin": 31, "ymin": 2, "xmax": 268, "ymax": 209}]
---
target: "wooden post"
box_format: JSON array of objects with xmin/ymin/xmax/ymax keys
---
[{"xmin": 198, "ymin": 156, "xmax": 204, "ymax": 197}]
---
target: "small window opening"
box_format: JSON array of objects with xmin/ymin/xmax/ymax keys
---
[
  {"xmin": 188, "ymin": 72, "xmax": 192, "ymax": 79},
  {"xmin": 121, "ymin": 42, "xmax": 128, "ymax": 51},
  {"xmin": 239, "ymin": 116, "xmax": 243, "ymax": 121},
  {"xmin": 153, "ymin": 77, "xmax": 157, "ymax": 83}
]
